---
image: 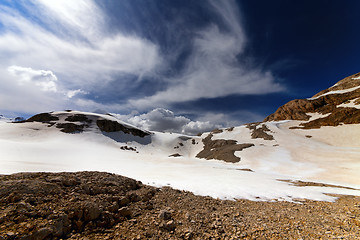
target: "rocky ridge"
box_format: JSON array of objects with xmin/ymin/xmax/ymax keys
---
[{"xmin": 264, "ymin": 72, "xmax": 360, "ymax": 128}]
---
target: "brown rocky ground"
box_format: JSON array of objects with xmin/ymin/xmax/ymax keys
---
[{"xmin": 1, "ymin": 172, "xmax": 359, "ymax": 240}]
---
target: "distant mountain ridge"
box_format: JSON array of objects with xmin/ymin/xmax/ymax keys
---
[{"xmin": 21, "ymin": 111, "xmax": 150, "ymax": 137}]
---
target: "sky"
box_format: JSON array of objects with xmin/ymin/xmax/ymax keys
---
[{"xmin": 0, "ymin": 0, "xmax": 360, "ymax": 134}]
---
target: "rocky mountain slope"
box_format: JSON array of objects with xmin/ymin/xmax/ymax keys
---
[{"xmin": 264, "ymin": 72, "xmax": 360, "ymax": 128}]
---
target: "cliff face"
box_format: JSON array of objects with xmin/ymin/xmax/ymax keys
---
[{"xmin": 264, "ymin": 72, "xmax": 360, "ymax": 128}]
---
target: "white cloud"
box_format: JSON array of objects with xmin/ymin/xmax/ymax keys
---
[
  {"xmin": 113, "ymin": 108, "xmax": 219, "ymax": 135},
  {"xmin": 66, "ymin": 89, "xmax": 87, "ymax": 99},
  {"xmin": 0, "ymin": 68, "xmax": 69, "ymax": 113},
  {"xmin": 7, "ymin": 65, "xmax": 58, "ymax": 92},
  {"xmin": 182, "ymin": 121, "xmax": 217, "ymax": 135}
]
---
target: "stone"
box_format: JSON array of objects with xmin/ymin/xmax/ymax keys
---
[
  {"xmin": 32, "ymin": 227, "xmax": 53, "ymax": 240},
  {"xmin": 118, "ymin": 207, "xmax": 131, "ymax": 217},
  {"xmin": 83, "ymin": 202, "xmax": 102, "ymax": 221},
  {"xmin": 159, "ymin": 210, "xmax": 172, "ymax": 220}
]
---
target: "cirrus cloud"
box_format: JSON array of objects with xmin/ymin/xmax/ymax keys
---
[{"xmin": 129, "ymin": 0, "xmax": 284, "ymax": 110}]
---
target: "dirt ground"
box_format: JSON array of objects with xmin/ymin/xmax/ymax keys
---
[{"xmin": 0, "ymin": 172, "xmax": 359, "ymax": 240}]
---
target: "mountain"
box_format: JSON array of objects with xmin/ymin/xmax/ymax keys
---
[
  {"xmin": 264, "ymin": 72, "xmax": 360, "ymax": 128},
  {"xmin": 0, "ymin": 73, "xmax": 359, "ymax": 203},
  {"xmin": 19, "ymin": 111, "xmax": 151, "ymax": 142}
]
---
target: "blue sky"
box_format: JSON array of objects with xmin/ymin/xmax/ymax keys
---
[{"xmin": 0, "ymin": 0, "xmax": 359, "ymax": 134}]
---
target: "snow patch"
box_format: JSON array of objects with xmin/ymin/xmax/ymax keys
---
[
  {"xmin": 306, "ymin": 112, "xmax": 331, "ymax": 121},
  {"xmin": 308, "ymin": 85, "xmax": 360, "ymax": 100},
  {"xmin": 337, "ymin": 98, "xmax": 360, "ymax": 109}
]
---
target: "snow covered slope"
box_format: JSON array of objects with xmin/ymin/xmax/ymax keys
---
[{"xmin": 0, "ymin": 73, "xmax": 360, "ymax": 202}]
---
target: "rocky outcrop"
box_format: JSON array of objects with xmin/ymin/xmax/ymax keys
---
[
  {"xmin": 264, "ymin": 99, "xmax": 315, "ymax": 121},
  {"xmin": 246, "ymin": 123, "xmax": 274, "ymax": 140},
  {"xmin": 64, "ymin": 114, "xmax": 92, "ymax": 123},
  {"xmin": 196, "ymin": 134, "xmax": 254, "ymax": 163},
  {"xmin": 56, "ymin": 123, "xmax": 86, "ymax": 133},
  {"xmin": 291, "ymin": 107, "xmax": 360, "ymax": 129},
  {"xmin": 23, "ymin": 113, "xmax": 59, "ymax": 123},
  {"xmin": 264, "ymin": 72, "xmax": 360, "ymax": 128},
  {"xmin": 96, "ymin": 119, "xmax": 150, "ymax": 138}
]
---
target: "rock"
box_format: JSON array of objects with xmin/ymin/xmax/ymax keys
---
[
  {"xmin": 264, "ymin": 99, "xmax": 314, "ymax": 121},
  {"xmin": 98, "ymin": 211, "xmax": 116, "ymax": 228},
  {"xmin": 120, "ymin": 146, "xmax": 137, "ymax": 151},
  {"xmin": 169, "ymin": 153, "xmax": 182, "ymax": 157},
  {"xmin": 160, "ymin": 220, "xmax": 176, "ymax": 231},
  {"xmin": 118, "ymin": 196, "xmax": 130, "ymax": 207},
  {"xmin": 56, "ymin": 123, "xmax": 85, "ymax": 133},
  {"xmin": 118, "ymin": 207, "xmax": 131, "ymax": 217},
  {"xmin": 24, "ymin": 113, "xmax": 59, "ymax": 123},
  {"xmin": 159, "ymin": 210, "xmax": 172, "ymax": 220},
  {"xmin": 211, "ymin": 128, "xmax": 223, "ymax": 134},
  {"xmin": 64, "ymin": 114, "xmax": 92, "ymax": 123},
  {"xmin": 83, "ymin": 202, "xmax": 102, "ymax": 221},
  {"xmin": 141, "ymin": 189, "xmax": 156, "ymax": 202},
  {"xmin": 52, "ymin": 214, "xmax": 70, "ymax": 237},
  {"xmin": 246, "ymin": 123, "xmax": 274, "ymax": 140},
  {"xmin": 237, "ymin": 168, "xmax": 254, "ymax": 172},
  {"xmin": 96, "ymin": 119, "xmax": 150, "ymax": 137},
  {"xmin": 32, "ymin": 227, "xmax": 53, "ymax": 240},
  {"xmin": 293, "ymin": 107, "xmax": 360, "ymax": 129},
  {"xmin": 264, "ymin": 72, "xmax": 360, "ymax": 128},
  {"xmin": 108, "ymin": 202, "xmax": 119, "ymax": 212},
  {"xmin": 196, "ymin": 133, "xmax": 254, "ymax": 163}
]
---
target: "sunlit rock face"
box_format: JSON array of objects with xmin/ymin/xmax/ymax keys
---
[{"xmin": 264, "ymin": 72, "xmax": 360, "ymax": 128}]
